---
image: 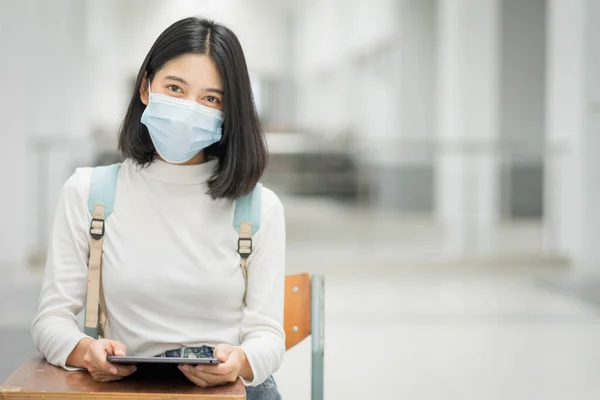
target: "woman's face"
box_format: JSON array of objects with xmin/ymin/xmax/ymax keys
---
[{"xmin": 140, "ymin": 53, "xmax": 224, "ymax": 111}]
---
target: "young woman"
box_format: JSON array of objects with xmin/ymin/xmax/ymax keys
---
[{"xmin": 31, "ymin": 17, "xmax": 285, "ymax": 400}]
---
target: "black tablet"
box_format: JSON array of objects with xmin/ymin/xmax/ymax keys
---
[{"xmin": 106, "ymin": 356, "xmax": 221, "ymax": 365}]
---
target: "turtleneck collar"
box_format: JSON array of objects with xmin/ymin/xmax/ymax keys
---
[{"xmin": 129, "ymin": 157, "xmax": 219, "ymax": 185}]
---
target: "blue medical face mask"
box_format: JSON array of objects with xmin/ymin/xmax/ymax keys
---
[{"xmin": 140, "ymin": 80, "xmax": 224, "ymax": 164}]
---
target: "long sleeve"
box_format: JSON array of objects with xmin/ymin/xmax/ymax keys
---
[
  {"xmin": 238, "ymin": 194, "xmax": 286, "ymax": 386},
  {"xmin": 31, "ymin": 169, "xmax": 91, "ymax": 369}
]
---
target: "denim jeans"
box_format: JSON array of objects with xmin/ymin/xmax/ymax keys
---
[{"xmin": 155, "ymin": 346, "xmax": 281, "ymax": 400}]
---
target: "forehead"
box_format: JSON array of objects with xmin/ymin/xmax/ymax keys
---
[{"xmin": 155, "ymin": 53, "xmax": 223, "ymax": 89}]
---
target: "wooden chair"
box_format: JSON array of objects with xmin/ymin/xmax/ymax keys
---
[
  {"xmin": 0, "ymin": 274, "xmax": 325, "ymax": 400},
  {"xmin": 283, "ymin": 273, "xmax": 325, "ymax": 400}
]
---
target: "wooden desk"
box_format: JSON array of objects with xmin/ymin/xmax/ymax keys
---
[{"xmin": 0, "ymin": 357, "xmax": 245, "ymax": 400}]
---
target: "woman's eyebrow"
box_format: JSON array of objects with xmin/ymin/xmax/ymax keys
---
[
  {"xmin": 164, "ymin": 75, "xmax": 188, "ymax": 85},
  {"xmin": 164, "ymin": 75, "xmax": 224, "ymax": 95},
  {"xmin": 205, "ymin": 88, "xmax": 224, "ymax": 95},
  {"xmin": 164, "ymin": 76, "xmax": 223, "ymax": 95}
]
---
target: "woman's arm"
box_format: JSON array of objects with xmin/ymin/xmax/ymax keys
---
[
  {"xmin": 237, "ymin": 190, "xmax": 287, "ymax": 386},
  {"xmin": 31, "ymin": 170, "xmax": 93, "ymax": 369}
]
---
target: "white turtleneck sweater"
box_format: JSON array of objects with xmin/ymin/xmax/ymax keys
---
[{"xmin": 31, "ymin": 158, "xmax": 286, "ymax": 386}]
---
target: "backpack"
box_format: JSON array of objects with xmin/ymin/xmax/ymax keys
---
[{"xmin": 83, "ymin": 163, "xmax": 262, "ymax": 338}]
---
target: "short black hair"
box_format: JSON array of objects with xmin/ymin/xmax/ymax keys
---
[{"xmin": 118, "ymin": 17, "xmax": 267, "ymax": 199}]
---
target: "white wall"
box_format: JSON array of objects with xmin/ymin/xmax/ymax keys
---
[
  {"xmin": 544, "ymin": 0, "xmax": 600, "ymax": 269},
  {"xmin": 544, "ymin": 0, "xmax": 586, "ymax": 258},
  {"xmin": 436, "ymin": 0, "xmax": 501, "ymax": 255},
  {"xmin": 0, "ymin": 0, "xmax": 93, "ymax": 271},
  {"xmin": 290, "ymin": 0, "xmax": 438, "ymax": 210},
  {"xmin": 292, "ymin": 0, "xmax": 438, "ymax": 139},
  {"xmin": 0, "ymin": 0, "xmax": 29, "ymax": 270},
  {"xmin": 399, "ymin": 0, "xmax": 437, "ymax": 142},
  {"xmin": 120, "ymin": 0, "xmax": 289, "ymax": 77},
  {"xmin": 292, "ymin": 0, "xmax": 401, "ymax": 130},
  {"xmin": 582, "ymin": 0, "xmax": 600, "ymax": 267}
]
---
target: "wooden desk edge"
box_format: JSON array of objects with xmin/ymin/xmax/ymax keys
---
[
  {"xmin": 1, "ymin": 360, "xmax": 246, "ymax": 400},
  {"xmin": 0, "ymin": 386, "xmax": 245, "ymax": 400}
]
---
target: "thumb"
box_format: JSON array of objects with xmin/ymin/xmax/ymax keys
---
[
  {"xmin": 107, "ymin": 340, "xmax": 127, "ymax": 356},
  {"xmin": 213, "ymin": 344, "xmax": 233, "ymax": 362}
]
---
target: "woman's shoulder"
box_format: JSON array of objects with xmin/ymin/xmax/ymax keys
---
[
  {"xmin": 260, "ymin": 185, "xmax": 284, "ymax": 217},
  {"xmin": 61, "ymin": 166, "xmax": 94, "ymax": 202}
]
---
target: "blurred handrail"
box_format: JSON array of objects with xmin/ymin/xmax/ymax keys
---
[
  {"xmin": 267, "ymin": 131, "xmax": 569, "ymax": 159},
  {"xmin": 340, "ymin": 137, "xmax": 569, "ymax": 167}
]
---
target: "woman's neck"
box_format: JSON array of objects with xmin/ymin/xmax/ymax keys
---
[{"xmin": 155, "ymin": 151, "xmax": 206, "ymax": 165}]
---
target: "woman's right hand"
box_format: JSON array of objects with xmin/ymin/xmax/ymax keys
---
[{"xmin": 82, "ymin": 339, "xmax": 137, "ymax": 382}]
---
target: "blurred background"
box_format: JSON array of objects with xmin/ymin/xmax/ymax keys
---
[{"xmin": 1, "ymin": 0, "xmax": 599, "ymax": 398}]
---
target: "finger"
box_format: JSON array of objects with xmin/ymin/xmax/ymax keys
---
[
  {"xmin": 213, "ymin": 344, "xmax": 233, "ymax": 362},
  {"xmin": 180, "ymin": 365, "xmax": 219, "ymax": 383},
  {"xmin": 91, "ymin": 348, "xmax": 119, "ymax": 374},
  {"xmin": 179, "ymin": 365, "xmax": 206, "ymax": 379},
  {"xmin": 196, "ymin": 363, "xmax": 233, "ymax": 376},
  {"xmin": 107, "ymin": 340, "xmax": 127, "ymax": 357},
  {"xmin": 179, "ymin": 366, "xmax": 210, "ymax": 388},
  {"xmin": 94, "ymin": 355, "xmax": 135, "ymax": 376},
  {"xmin": 193, "ymin": 370, "xmax": 236, "ymax": 384},
  {"xmin": 95, "ymin": 362, "xmax": 118, "ymax": 375},
  {"xmin": 111, "ymin": 364, "xmax": 137, "ymax": 377}
]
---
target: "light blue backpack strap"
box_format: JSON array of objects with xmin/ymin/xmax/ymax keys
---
[
  {"xmin": 84, "ymin": 163, "xmax": 120, "ymax": 339},
  {"xmin": 233, "ymin": 183, "xmax": 263, "ymax": 236},
  {"xmin": 87, "ymin": 163, "xmax": 121, "ymax": 218},
  {"xmin": 234, "ymin": 183, "xmax": 262, "ymax": 305}
]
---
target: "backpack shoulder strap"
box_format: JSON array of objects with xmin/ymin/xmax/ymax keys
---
[
  {"xmin": 85, "ymin": 163, "xmax": 120, "ymax": 338},
  {"xmin": 87, "ymin": 163, "xmax": 121, "ymax": 218},
  {"xmin": 234, "ymin": 183, "xmax": 263, "ymax": 236},
  {"xmin": 234, "ymin": 183, "xmax": 262, "ymax": 305}
]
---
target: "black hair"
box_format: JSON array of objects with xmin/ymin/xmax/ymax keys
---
[{"xmin": 118, "ymin": 17, "xmax": 267, "ymax": 199}]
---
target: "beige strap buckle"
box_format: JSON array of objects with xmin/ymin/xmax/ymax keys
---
[
  {"xmin": 238, "ymin": 238, "xmax": 252, "ymax": 258},
  {"xmin": 90, "ymin": 218, "xmax": 105, "ymax": 240}
]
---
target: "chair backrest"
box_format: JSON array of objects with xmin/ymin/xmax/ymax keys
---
[
  {"xmin": 284, "ymin": 273, "xmax": 312, "ymax": 350},
  {"xmin": 284, "ymin": 273, "xmax": 325, "ymax": 400}
]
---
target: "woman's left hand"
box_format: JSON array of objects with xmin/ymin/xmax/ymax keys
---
[{"xmin": 178, "ymin": 344, "xmax": 253, "ymax": 388}]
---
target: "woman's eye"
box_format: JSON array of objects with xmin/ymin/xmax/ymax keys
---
[
  {"xmin": 167, "ymin": 85, "xmax": 182, "ymax": 93},
  {"xmin": 206, "ymin": 96, "xmax": 217, "ymax": 103}
]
